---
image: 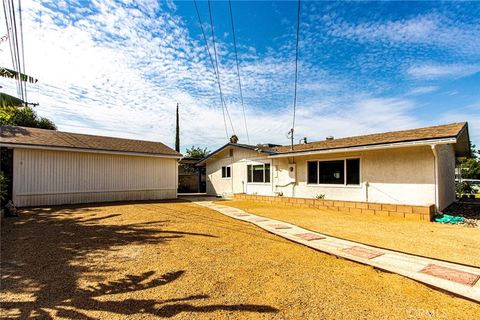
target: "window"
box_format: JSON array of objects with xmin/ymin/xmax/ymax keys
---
[
  {"xmin": 319, "ymin": 160, "xmax": 344, "ymax": 184},
  {"xmin": 307, "ymin": 159, "xmax": 360, "ymax": 185},
  {"xmin": 346, "ymin": 159, "xmax": 360, "ymax": 185},
  {"xmin": 221, "ymin": 166, "xmax": 231, "ymax": 178},
  {"xmin": 247, "ymin": 163, "xmax": 271, "ymax": 183},
  {"xmin": 307, "ymin": 161, "xmax": 318, "ymax": 184}
]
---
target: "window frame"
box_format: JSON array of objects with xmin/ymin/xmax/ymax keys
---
[
  {"xmin": 246, "ymin": 162, "xmax": 271, "ymax": 184},
  {"xmin": 305, "ymin": 157, "xmax": 361, "ymax": 187},
  {"xmin": 221, "ymin": 165, "xmax": 232, "ymax": 179}
]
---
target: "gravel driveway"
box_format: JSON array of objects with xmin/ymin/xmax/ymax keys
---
[{"xmin": 1, "ymin": 200, "xmax": 478, "ymax": 319}]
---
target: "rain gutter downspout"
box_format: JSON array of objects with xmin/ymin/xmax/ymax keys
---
[{"xmin": 431, "ymin": 144, "xmax": 439, "ymax": 213}]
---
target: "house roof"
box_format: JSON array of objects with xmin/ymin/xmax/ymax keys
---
[
  {"xmin": 197, "ymin": 122, "xmax": 470, "ymax": 163},
  {"xmin": 0, "ymin": 126, "xmax": 182, "ymax": 158},
  {"xmin": 196, "ymin": 142, "xmax": 277, "ymax": 165},
  {"xmin": 272, "ymin": 122, "xmax": 470, "ymax": 156}
]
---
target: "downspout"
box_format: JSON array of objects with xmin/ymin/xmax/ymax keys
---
[{"xmin": 431, "ymin": 144, "xmax": 439, "ymax": 213}]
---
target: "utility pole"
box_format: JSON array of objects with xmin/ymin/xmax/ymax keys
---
[{"xmin": 175, "ymin": 103, "xmax": 180, "ymax": 152}]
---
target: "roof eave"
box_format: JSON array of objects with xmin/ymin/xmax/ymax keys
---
[
  {"xmin": 268, "ymin": 137, "xmax": 458, "ymax": 158},
  {"xmin": 196, "ymin": 143, "xmax": 276, "ymax": 166},
  {"xmin": 0, "ymin": 142, "xmax": 183, "ymax": 159}
]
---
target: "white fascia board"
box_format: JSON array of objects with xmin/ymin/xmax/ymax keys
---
[
  {"xmin": 0, "ymin": 143, "xmax": 182, "ymax": 159},
  {"xmin": 267, "ymin": 138, "xmax": 457, "ymax": 159}
]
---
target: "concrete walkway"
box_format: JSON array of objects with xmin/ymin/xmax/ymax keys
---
[{"xmin": 191, "ymin": 199, "xmax": 480, "ymax": 302}]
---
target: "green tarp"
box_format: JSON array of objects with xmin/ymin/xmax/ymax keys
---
[{"xmin": 434, "ymin": 214, "xmax": 465, "ymax": 224}]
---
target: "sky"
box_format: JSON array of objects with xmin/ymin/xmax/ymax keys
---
[{"xmin": 1, "ymin": 0, "xmax": 479, "ymax": 153}]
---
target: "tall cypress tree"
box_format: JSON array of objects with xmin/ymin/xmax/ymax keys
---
[{"xmin": 175, "ymin": 103, "xmax": 180, "ymax": 152}]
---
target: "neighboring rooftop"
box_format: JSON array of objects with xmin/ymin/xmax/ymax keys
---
[
  {"xmin": 0, "ymin": 126, "xmax": 182, "ymax": 157},
  {"xmin": 273, "ymin": 122, "xmax": 470, "ymax": 156}
]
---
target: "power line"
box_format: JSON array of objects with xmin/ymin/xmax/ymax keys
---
[
  {"xmin": 18, "ymin": 0, "xmax": 27, "ymax": 102},
  {"xmin": 9, "ymin": 0, "xmax": 24, "ymax": 102},
  {"xmin": 3, "ymin": 0, "xmax": 20, "ymax": 98},
  {"xmin": 228, "ymin": 0, "xmax": 250, "ymax": 144},
  {"xmin": 2, "ymin": 0, "xmax": 25, "ymax": 103},
  {"xmin": 207, "ymin": 0, "xmax": 236, "ymax": 137},
  {"xmin": 290, "ymin": 0, "xmax": 301, "ymax": 149},
  {"xmin": 193, "ymin": 0, "xmax": 228, "ymax": 140}
]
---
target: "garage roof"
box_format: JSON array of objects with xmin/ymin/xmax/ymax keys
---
[{"xmin": 0, "ymin": 126, "xmax": 182, "ymax": 158}]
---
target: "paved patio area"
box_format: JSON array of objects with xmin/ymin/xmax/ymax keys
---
[{"xmin": 191, "ymin": 198, "xmax": 480, "ymax": 302}]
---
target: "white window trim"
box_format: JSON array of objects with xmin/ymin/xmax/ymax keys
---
[
  {"xmin": 221, "ymin": 165, "xmax": 232, "ymax": 179},
  {"xmin": 305, "ymin": 157, "xmax": 362, "ymax": 188},
  {"xmin": 246, "ymin": 161, "xmax": 272, "ymax": 184}
]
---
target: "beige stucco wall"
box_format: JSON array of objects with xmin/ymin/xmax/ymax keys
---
[
  {"xmin": 206, "ymin": 144, "xmax": 456, "ymax": 209},
  {"xmin": 13, "ymin": 148, "xmax": 178, "ymax": 207},
  {"xmin": 435, "ymin": 144, "xmax": 456, "ymax": 210},
  {"xmin": 205, "ymin": 147, "xmax": 270, "ymax": 197},
  {"xmin": 273, "ymin": 146, "xmax": 437, "ymax": 206}
]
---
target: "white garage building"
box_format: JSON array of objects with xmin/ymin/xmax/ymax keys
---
[{"xmin": 0, "ymin": 126, "xmax": 181, "ymax": 207}]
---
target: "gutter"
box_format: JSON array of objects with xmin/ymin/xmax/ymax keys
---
[
  {"xmin": 431, "ymin": 144, "xmax": 439, "ymax": 213},
  {"xmin": 268, "ymin": 138, "xmax": 457, "ymax": 159}
]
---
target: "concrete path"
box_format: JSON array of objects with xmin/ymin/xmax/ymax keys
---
[{"xmin": 191, "ymin": 199, "xmax": 480, "ymax": 302}]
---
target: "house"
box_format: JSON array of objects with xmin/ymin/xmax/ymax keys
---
[
  {"xmin": 0, "ymin": 126, "xmax": 182, "ymax": 207},
  {"xmin": 198, "ymin": 122, "xmax": 471, "ymax": 212}
]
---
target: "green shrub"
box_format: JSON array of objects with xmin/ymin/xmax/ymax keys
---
[
  {"xmin": 0, "ymin": 173, "xmax": 8, "ymax": 203},
  {"xmin": 456, "ymin": 181, "xmax": 472, "ymax": 195}
]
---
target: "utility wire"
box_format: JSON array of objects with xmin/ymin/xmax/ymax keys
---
[
  {"xmin": 291, "ymin": 0, "xmax": 301, "ymax": 146},
  {"xmin": 18, "ymin": 0, "xmax": 27, "ymax": 103},
  {"xmin": 193, "ymin": 0, "xmax": 229, "ymax": 140},
  {"xmin": 228, "ymin": 0, "xmax": 249, "ymax": 144},
  {"xmin": 207, "ymin": 0, "xmax": 236, "ymax": 137},
  {"xmin": 3, "ymin": 0, "xmax": 21, "ymax": 98},
  {"xmin": 9, "ymin": 0, "xmax": 24, "ymax": 102}
]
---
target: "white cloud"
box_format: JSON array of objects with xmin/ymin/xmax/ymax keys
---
[
  {"xmin": 407, "ymin": 63, "xmax": 480, "ymax": 79},
  {"xmin": 326, "ymin": 13, "xmax": 480, "ymax": 56},
  {"xmin": 0, "ymin": 1, "xmax": 474, "ymax": 153},
  {"xmin": 407, "ymin": 86, "xmax": 438, "ymax": 95}
]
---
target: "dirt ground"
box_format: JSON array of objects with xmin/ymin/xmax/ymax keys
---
[
  {"xmin": 221, "ymin": 200, "xmax": 480, "ymax": 267},
  {"xmin": 1, "ymin": 200, "xmax": 479, "ymax": 319}
]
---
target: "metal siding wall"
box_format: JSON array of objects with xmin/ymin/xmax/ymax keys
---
[{"xmin": 13, "ymin": 148, "xmax": 178, "ymax": 206}]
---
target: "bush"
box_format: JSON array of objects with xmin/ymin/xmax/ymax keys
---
[
  {"xmin": 0, "ymin": 173, "xmax": 8, "ymax": 204},
  {"xmin": 456, "ymin": 181, "xmax": 473, "ymax": 195},
  {"xmin": 315, "ymin": 194, "xmax": 326, "ymax": 199}
]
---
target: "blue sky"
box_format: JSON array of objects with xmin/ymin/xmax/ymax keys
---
[{"xmin": 1, "ymin": 0, "xmax": 479, "ymax": 152}]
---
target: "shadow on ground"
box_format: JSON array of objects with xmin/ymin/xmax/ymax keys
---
[{"xmin": 1, "ymin": 204, "xmax": 278, "ymax": 319}]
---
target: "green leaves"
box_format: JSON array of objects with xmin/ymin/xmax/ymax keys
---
[
  {"xmin": 0, "ymin": 67, "xmax": 38, "ymax": 83},
  {"xmin": 0, "ymin": 105, "xmax": 56, "ymax": 130}
]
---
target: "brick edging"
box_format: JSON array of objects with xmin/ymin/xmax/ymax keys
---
[{"xmin": 233, "ymin": 194, "xmax": 435, "ymax": 221}]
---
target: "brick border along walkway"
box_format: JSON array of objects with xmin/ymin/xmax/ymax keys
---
[
  {"xmin": 234, "ymin": 194, "xmax": 435, "ymax": 221},
  {"xmin": 191, "ymin": 199, "xmax": 480, "ymax": 302}
]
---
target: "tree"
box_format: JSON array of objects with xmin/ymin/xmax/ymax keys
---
[
  {"xmin": 0, "ymin": 105, "xmax": 56, "ymax": 130},
  {"xmin": 185, "ymin": 146, "xmax": 210, "ymax": 159},
  {"xmin": 457, "ymin": 142, "xmax": 480, "ymax": 179},
  {"xmin": 175, "ymin": 103, "xmax": 180, "ymax": 152}
]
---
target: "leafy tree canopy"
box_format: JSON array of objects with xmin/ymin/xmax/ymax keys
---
[
  {"xmin": 185, "ymin": 146, "xmax": 210, "ymax": 159},
  {"xmin": 0, "ymin": 106, "xmax": 56, "ymax": 130},
  {"xmin": 458, "ymin": 142, "xmax": 480, "ymax": 179}
]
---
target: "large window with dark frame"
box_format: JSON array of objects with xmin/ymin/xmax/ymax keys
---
[
  {"xmin": 247, "ymin": 163, "xmax": 271, "ymax": 183},
  {"xmin": 307, "ymin": 158, "xmax": 360, "ymax": 185},
  {"xmin": 221, "ymin": 166, "xmax": 231, "ymax": 178}
]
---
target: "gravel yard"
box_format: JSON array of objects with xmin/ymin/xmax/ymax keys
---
[
  {"xmin": 1, "ymin": 200, "xmax": 479, "ymax": 319},
  {"xmin": 221, "ymin": 200, "xmax": 480, "ymax": 267}
]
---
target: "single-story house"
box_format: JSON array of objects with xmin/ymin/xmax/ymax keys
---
[
  {"xmin": 0, "ymin": 126, "xmax": 182, "ymax": 207},
  {"xmin": 198, "ymin": 122, "xmax": 471, "ymax": 211}
]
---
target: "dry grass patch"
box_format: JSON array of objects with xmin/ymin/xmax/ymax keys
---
[
  {"xmin": 221, "ymin": 200, "xmax": 480, "ymax": 267},
  {"xmin": 1, "ymin": 200, "xmax": 478, "ymax": 319}
]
